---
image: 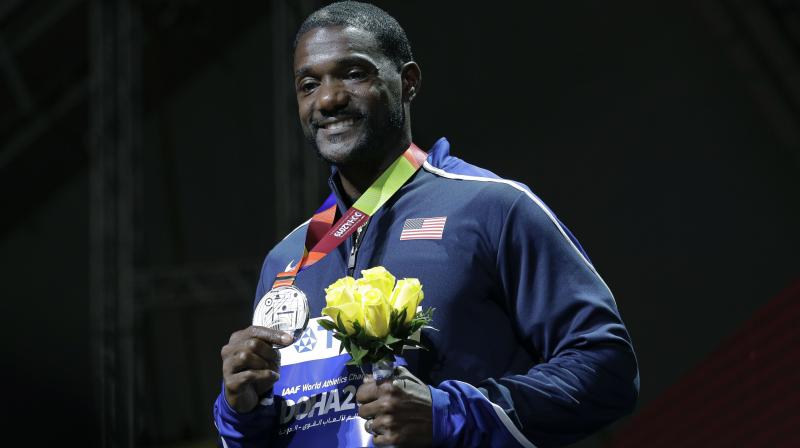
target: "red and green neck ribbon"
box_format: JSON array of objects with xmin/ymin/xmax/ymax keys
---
[{"xmin": 272, "ymin": 144, "xmax": 427, "ymax": 288}]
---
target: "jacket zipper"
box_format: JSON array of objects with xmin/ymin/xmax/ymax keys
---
[{"xmin": 347, "ymin": 221, "xmax": 368, "ymax": 277}]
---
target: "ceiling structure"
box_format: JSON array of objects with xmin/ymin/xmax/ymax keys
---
[{"xmin": 0, "ymin": 0, "xmax": 272, "ymax": 235}]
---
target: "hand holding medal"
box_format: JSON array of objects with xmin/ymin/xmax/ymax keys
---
[
  {"xmin": 249, "ymin": 285, "xmax": 310, "ymax": 405},
  {"xmin": 219, "ymin": 324, "xmax": 296, "ymax": 413}
]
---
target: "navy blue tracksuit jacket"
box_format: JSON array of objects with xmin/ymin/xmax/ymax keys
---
[{"xmin": 215, "ymin": 138, "xmax": 639, "ymax": 447}]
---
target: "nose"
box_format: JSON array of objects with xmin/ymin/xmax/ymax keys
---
[{"xmin": 317, "ymin": 79, "xmax": 349, "ymax": 115}]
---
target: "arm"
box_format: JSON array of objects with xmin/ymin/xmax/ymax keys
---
[
  {"xmin": 431, "ymin": 192, "xmax": 639, "ymax": 447},
  {"xmin": 213, "ymin": 258, "xmax": 294, "ymax": 447},
  {"xmin": 214, "ymin": 389, "xmax": 278, "ymax": 448}
]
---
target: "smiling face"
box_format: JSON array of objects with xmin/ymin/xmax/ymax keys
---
[{"xmin": 293, "ymin": 26, "xmax": 406, "ymax": 168}]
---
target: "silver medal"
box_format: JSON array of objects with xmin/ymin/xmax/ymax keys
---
[{"xmin": 252, "ymin": 285, "xmax": 310, "ymax": 341}]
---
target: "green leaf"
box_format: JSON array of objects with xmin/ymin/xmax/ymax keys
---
[
  {"xmin": 389, "ymin": 309, "xmax": 402, "ymax": 333},
  {"xmin": 384, "ymin": 334, "xmax": 402, "ymax": 345},
  {"xmin": 364, "ymin": 341, "xmax": 377, "ymax": 350},
  {"xmin": 396, "ymin": 309, "xmax": 408, "ymax": 329},
  {"xmin": 349, "ymin": 344, "xmax": 367, "ymax": 365},
  {"xmin": 318, "ymin": 319, "xmax": 337, "ymax": 332},
  {"xmin": 336, "ymin": 314, "xmax": 347, "ymax": 333},
  {"xmin": 354, "ymin": 322, "xmax": 365, "ymax": 339}
]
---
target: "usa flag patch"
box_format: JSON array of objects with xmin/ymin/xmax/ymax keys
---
[{"xmin": 400, "ymin": 217, "xmax": 447, "ymax": 240}]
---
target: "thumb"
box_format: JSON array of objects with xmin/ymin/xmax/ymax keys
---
[{"xmin": 394, "ymin": 366, "xmax": 425, "ymax": 385}]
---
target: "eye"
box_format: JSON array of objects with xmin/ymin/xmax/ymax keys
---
[
  {"xmin": 298, "ymin": 79, "xmax": 319, "ymax": 94},
  {"xmin": 346, "ymin": 68, "xmax": 368, "ymax": 81}
]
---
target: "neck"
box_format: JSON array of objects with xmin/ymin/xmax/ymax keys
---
[{"xmin": 337, "ymin": 136, "xmax": 411, "ymax": 203}]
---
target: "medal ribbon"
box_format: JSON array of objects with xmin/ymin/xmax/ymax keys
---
[{"xmin": 272, "ymin": 144, "xmax": 427, "ymax": 288}]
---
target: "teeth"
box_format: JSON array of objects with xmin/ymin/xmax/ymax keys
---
[{"xmin": 325, "ymin": 118, "xmax": 355, "ymax": 130}]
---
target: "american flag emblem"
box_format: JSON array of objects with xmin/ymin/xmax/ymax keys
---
[{"xmin": 400, "ymin": 217, "xmax": 447, "ymax": 240}]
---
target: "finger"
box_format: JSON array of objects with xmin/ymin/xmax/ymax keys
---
[
  {"xmin": 372, "ymin": 414, "xmax": 396, "ymax": 434},
  {"xmin": 223, "ymin": 350, "xmax": 273, "ymax": 376},
  {"xmin": 221, "ymin": 338, "xmax": 281, "ymax": 365},
  {"xmin": 391, "ymin": 377, "xmax": 407, "ymax": 390},
  {"xmin": 394, "ymin": 366, "xmax": 425, "ymax": 385},
  {"xmin": 229, "ymin": 326, "xmax": 294, "ymax": 347},
  {"xmin": 377, "ymin": 379, "xmax": 400, "ymax": 397},
  {"xmin": 224, "ymin": 369, "xmax": 280, "ymax": 397},
  {"xmin": 393, "ymin": 366, "xmax": 423, "ymax": 384},
  {"xmin": 249, "ymin": 325, "xmax": 295, "ymax": 346},
  {"xmin": 364, "ymin": 417, "xmax": 373, "ymax": 435},
  {"xmin": 244, "ymin": 337, "xmax": 282, "ymax": 363},
  {"xmin": 372, "ymin": 431, "xmax": 399, "ymax": 447},
  {"xmin": 355, "ymin": 381, "xmax": 379, "ymax": 405},
  {"xmin": 357, "ymin": 397, "xmax": 385, "ymax": 420}
]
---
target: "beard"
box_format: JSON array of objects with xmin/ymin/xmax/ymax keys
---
[{"xmin": 305, "ymin": 101, "xmax": 405, "ymax": 167}]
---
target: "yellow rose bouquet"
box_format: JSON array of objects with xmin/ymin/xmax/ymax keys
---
[{"xmin": 318, "ymin": 266, "xmax": 434, "ymax": 371}]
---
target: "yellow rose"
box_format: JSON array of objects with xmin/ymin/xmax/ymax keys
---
[
  {"xmin": 360, "ymin": 286, "xmax": 391, "ymax": 338},
  {"xmin": 321, "ymin": 301, "xmax": 363, "ymax": 335},
  {"xmin": 389, "ymin": 278, "xmax": 424, "ymax": 326},
  {"xmin": 356, "ymin": 267, "xmax": 396, "ymax": 300},
  {"xmin": 324, "ymin": 276, "xmax": 357, "ymax": 307}
]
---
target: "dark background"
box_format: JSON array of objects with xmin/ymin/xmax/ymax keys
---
[{"xmin": 1, "ymin": 1, "xmax": 798, "ymax": 447}]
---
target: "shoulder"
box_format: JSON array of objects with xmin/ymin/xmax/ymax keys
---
[
  {"xmin": 423, "ymin": 137, "xmax": 536, "ymax": 197},
  {"xmin": 421, "ymin": 140, "xmax": 593, "ymax": 265},
  {"xmin": 267, "ymin": 218, "xmax": 309, "ymax": 266},
  {"xmin": 421, "ymin": 147, "xmax": 540, "ymax": 215},
  {"xmin": 255, "ymin": 219, "xmax": 310, "ymax": 298},
  {"xmin": 421, "ymin": 159, "xmax": 566, "ymax": 246}
]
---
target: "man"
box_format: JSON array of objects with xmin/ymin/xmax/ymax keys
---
[{"xmin": 214, "ymin": 2, "xmax": 639, "ymax": 447}]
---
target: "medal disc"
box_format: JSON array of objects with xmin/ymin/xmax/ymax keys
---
[{"xmin": 252, "ymin": 285, "xmax": 310, "ymax": 341}]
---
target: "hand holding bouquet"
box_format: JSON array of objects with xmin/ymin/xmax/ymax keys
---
[{"xmin": 318, "ymin": 267, "xmax": 434, "ymax": 370}]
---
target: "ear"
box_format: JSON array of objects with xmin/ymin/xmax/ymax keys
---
[{"xmin": 400, "ymin": 61, "xmax": 422, "ymax": 102}]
